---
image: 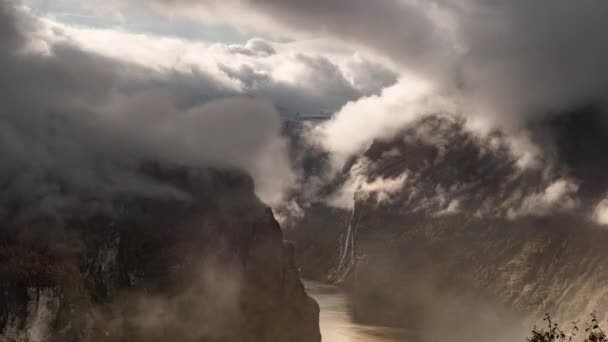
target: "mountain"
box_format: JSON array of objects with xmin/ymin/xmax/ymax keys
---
[
  {"xmin": 285, "ymin": 114, "xmax": 608, "ymax": 341},
  {"xmin": 0, "ymin": 164, "xmax": 320, "ymax": 342}
]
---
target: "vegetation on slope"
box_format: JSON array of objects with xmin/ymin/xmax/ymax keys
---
[{"xmin": 528, "ymin": 314, "xmax": 606, "ymax": 342}]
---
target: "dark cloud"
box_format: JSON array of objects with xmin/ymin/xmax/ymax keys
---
[
  {"xmin": 447, "ymin": 0, "xmax": 608, "ymax": 120},
  {"xmin": 10, "ymin": 0, "xmax": 608, "ymax": 220},
  {"xmin": 247, "ymin": 0, "xmax": 456, "ymax": 78},
  {"xmin": 213, "ymin": 0, "xmax": 608, "ymax": 202},
  {"xmin": 530, "ymin": 104, "xmax": 608, "ymax": 202},
  {"xmin": 155, "ymin": 0, "xmax": 608, "ymax": 123},
  {"xmin": 0, "ymin": 1, "xmax": 28, "ymax": 51},
  {"xmin": 249, "ymin": 0, "xmax": 608, "ymax": 122},
  {"xmin": 0, "ymin": 2, "xmax": 293, "ymax": 222}
]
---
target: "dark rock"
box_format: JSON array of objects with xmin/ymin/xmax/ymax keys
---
[{"xmin": 0, "ymin": 167, "xmax": 320, "ymax": 342}]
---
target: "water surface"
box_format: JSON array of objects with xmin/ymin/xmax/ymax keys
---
[{"xmin": 305, "ymin": 281, "xmax": 411, "ymax": 342}]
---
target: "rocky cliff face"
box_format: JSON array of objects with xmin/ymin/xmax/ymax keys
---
[
  {"xmin": 0, "ymin": 165, "xmax": 320, "ymax": 342},
  {"xmin": 286, "ymin": 115, "xmax": 608, "ymax": 341}
]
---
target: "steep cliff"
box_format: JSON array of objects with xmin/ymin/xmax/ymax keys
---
[
  {"xmin": 0, "ymin": 165, "xmax": 320, "ymax": 342},
  {"xmin": 286, "ymin": 114, "xmax": 608, "ymax": 340}
]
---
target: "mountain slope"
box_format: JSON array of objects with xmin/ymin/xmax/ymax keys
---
[
  {"xmin": 286, "ymin": 114, "xmax": 608, "ymax": 341},
  {"xmin": 0, "ymin": 165, "xmax": 320, "ymax": 342}
]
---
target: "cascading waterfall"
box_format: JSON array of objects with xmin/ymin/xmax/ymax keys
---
[{"xmin": 332, "ymin": 200, "xmax": 357, "ymax": 284}]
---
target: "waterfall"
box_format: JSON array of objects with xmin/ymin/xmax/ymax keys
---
[{"xmin": 332, "ymin": 200, "xmax": 357, "ymax": 284}]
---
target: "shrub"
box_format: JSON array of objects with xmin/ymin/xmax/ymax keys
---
[{"xmin": 528, "ymin": 313, "xmax": 606, "ymax": 342}]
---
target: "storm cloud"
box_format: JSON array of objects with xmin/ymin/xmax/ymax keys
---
[
  {"xmin": 47, "ymin": 0, "xmax": 608, "ymax": 125},
  {"xmin": 5, "ymin": 0, "xmax": 608, "ymax": 222},
  {"xmin": 147, "ymin": 0, "xmax": 608, "ymax": 117},
  {"xmin": 0, "ymin": 2, "xmax": 294, "ymax": 223},
  {"xmin": 136, "ymin": 0, "xmax": 608, "ymax": 183},
  {"xmin": 299, "ymin": 0, "xmax": 606, "ymax": 119}
]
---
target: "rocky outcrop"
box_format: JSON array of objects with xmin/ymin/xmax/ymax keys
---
[
  {"xmin": 0, "ymin": 287, "xmax": 61, "ymax": 342},
  {"xmin": 0, "ymin": 166, "xmax": 320, "ymax": 342}
]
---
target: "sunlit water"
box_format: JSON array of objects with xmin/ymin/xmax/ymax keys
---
[{"xmin": 305, "ymin": 281, "xmax": 411, "ymax": 342}]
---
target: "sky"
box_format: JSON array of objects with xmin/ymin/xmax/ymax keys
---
[
  {"xmin": 2, "ymin": 0, "xmax": 608, "ymax": 224},
  {"xmin": 21, "ymin": 0, "xmax": 251, "ymax": 42}
]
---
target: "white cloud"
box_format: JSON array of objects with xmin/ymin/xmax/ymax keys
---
[
  {"xmin": 40, "ymin": 18, "xmax": 240, "ymax": 87},
  {"xmin": 508, "ymin": 179, "xmax": 579, "ymax": 219},
  {"xmin": 436, "ymin": 199, "xmax": 461, "ymax": 217},
  {"xmin": 593, "ymin": 198, "xmax": 608, "ymax": 226},
  {"xmin": 328, "ymin": 158, "xmax": 408, "ymax": 209},
  {"xmin": 37, "ymin": 16, "xmax": 397, "ymax": 117},
  {"xmin": 309, "ymin": 76, "xmax": 453, "ymax": 169}
]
